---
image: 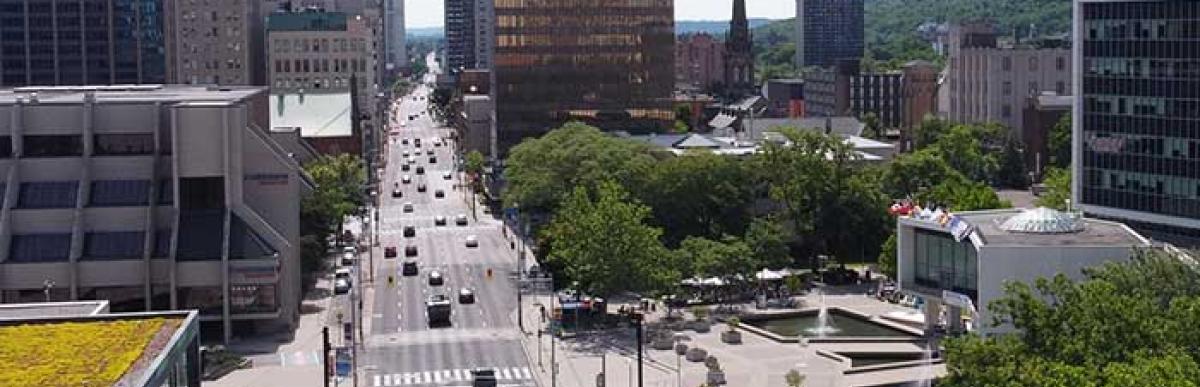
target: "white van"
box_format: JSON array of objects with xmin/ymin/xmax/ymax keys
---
[{"xmin": 335, "ymin": 268, "xmax": 353, "ymax": 283}]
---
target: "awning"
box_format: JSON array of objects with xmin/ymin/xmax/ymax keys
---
[{"xmin": 709, "ymin": 113, "xmax": 736, "ymax": 130}]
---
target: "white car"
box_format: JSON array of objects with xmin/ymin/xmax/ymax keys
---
[
  {"xmin": 403, "ymin": 202, "xmax": 414, "ymax": 213},
  {"xmin": 465, "ymin": 235, "xmax": 478, "ymax": 248},
  {"xmin": 455, "ymin": 214, "xmax": 468, "ymax": 226},
  {"xmin": 401, "ymin": 175, "xmax": 412, "ymax": 184},
  {"xmin": 334, "ymin": 278, "xmax": 351, "ymax": 295},
  {"xmin": 402, "ymin": 150, "xmax": 410, "ymax": 157},
  {"xmin": 442, "ymin": 171, "xmax": 453, "ymax": 180},
  {"xmin": 407, "ymin": 156, "xmax": 416, "ymax": 164}
]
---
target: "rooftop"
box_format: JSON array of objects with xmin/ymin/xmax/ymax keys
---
[
  {"xmin": 267, "ymin": 10, "xmax": 349, "ymax": 31},
  {"xmin": 0, "ymin": 85, "xmax": 265, "ymax": 104},
  {"xmin": 0, "ymin": 301, "xmax": 108, "ymax": 319},
  {"xmin": 905, "ymin": 208, "xmax": 1149, "ymax": 247},
  {"xmin": 747, "ymin": 117, "xmax": 866, "ymax": 137},
  {"xmin": 269, "ymin": 91, "xmax": 354, "ymax": 138}
]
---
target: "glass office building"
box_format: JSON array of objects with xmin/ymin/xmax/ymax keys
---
[
  {"xmin": 795, "ymin": 0, "xmax": 865, "ymax": 68},
  {"xmin": 0, "ymin": 0, "xmax": 169, "ymax": 87},
  {"xmin": 493, "ymin": 0, "xmax": 674, "ymax": 153},
  {"xmin": 1075, "ymin": 0, "xmax": 1200, "ymax": 246}
]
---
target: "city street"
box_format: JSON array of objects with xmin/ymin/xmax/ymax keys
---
[{"xmin": 361, "ymin": 55, "xmax": 534, "ymax": 387}]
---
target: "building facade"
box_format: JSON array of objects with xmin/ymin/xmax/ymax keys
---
[
  {"xmin": 445, "ymin": 0, "xmax": 495, "ymax": 73},
  {"xmin": 805, "ymin": 59, "xmax": 904, "ymax": 130},
  {"xmin": 724, "ymin": 0, "xmax": 754, "ymax": 97},
  {"xmin": 0, "ymin": 85, "xmax": 311, "ymax": 342},
  {"xmin": 675, "ymin": 34, "xmax": 725, "ymax": 91},
  {"xmin": 1074, "ymin": 0, "xmax": 1200, "ymax": 247},
  {"xmin": 383, "ymin": 0, "xmax": 405, "ymax": 80},
  {"xmin": 1023, "ymin": 92, "xmax": 1071, "ymax": 176},
  {"xmin": 794, "ymin": 0, "xmax": 864, "ymax": 68},
  {"xmin": 174, "ymin": 0, "xmax": 264, "ymax": 86},
  {"xmin": 493, "ymin": 0, "xmax": 674, "ymax": 153},
  {"xmin": 941, "ymin": 22, "xmax": 1072, "ymax": 134},
  {"xmin": 0, "ymin": 0, "xmax": 172, "ymax": 87},
  {"xmin": 267, "ymin": 11, "xmax": 376, "ymax": 110}
]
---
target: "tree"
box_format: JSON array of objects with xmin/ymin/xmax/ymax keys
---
[
  {"xmin": 941, "ymin": 249, "xmax": 1200, "ymax": 387},
  {"xmin": 464, "ymin": 150, "xmax": 486, "ymax": 183},
  {"xmin": 926, "ymin": 124, "xmax": 999, "ymax": 183},
  {"xmin": 744, "ymin": 217, "xmax": 791, "ymax": 270},
  {"xmin": 785, "ymin": 369, "xmax": 806, "ymax": 387},
  {"xmin": 1048, "ymin": 115, "xmax": 1072, "ymax": 169},
  {"xmin": 995, "ymin": 134, "xmax": 1029, "ymax": 188},
  {"xmin": 541, "ymin": 181, "xmax": 675, "ymax": 298},
  {"xmin": 676, "ymin": 236, "xmax": 755, "ymax": 284},
  {"xmin": 1036, "ymin": 167, "xmax": 1071, "ymax": 210},
  {"xmin": 919, "ymin": 173, "xmax": 1012, "ymax": 211},
  {"xmin": 299, "ymin": 154, "xmax": 367, "ymax": 282},
  {"xmin": 504, "ymin": 122, "xmax": 656, "ymax": 217},
  {"xmin": 639, "ymin": 152, "xmax": 758, "ymax": 246},
  {"xmin": 879, "ymin": 149, "xmax": 957, "ymax": 199},
  {"xmin": 861, "ymin": 112, "xmax": 884, "ymax": 140},
  {"xmin": 877, "ymin": 234, "xmax": 898, "ymax": 279},
  {"xmin": 911, "ymin": 116, "xmax": 954, "ymax": 151}
]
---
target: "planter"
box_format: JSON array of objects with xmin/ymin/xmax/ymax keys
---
[
  {"xmin": 720, "ymin": 330, "xmax": 742, "ymax": 344},
  {"xmin": 691, "ymin": 320, "xmax": 711, "ymax": 333},
  {"xmin": 674, "ymin": 343, "xmax": 689, "ymax": 355},
  {"xmin": 651, "ymin": 338, "xmax": 674, "ymax": 351},
  {"xmin": 705, "ymin": 355, "xmax": 720, "ymax": 371},
  {"xmin": 685, "ymin": 347, "xmax": 708, "ymax": 362},
  {"xmin": 706, "ymin": 370, "xmax": 727, "ymax": 385}
]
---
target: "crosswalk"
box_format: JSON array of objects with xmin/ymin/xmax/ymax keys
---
[{"xmin": 372, "ymin": 367, "xmax": 533, "ymax": 386}]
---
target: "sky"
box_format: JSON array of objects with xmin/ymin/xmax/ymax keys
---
[{"xmin": 405, "ymin": 0, "xmax": 796, "ymax": 29}]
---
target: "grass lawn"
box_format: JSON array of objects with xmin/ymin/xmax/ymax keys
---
[{"xmin": 0, "ymin": 318, "xmax": 169, "ymax": 387}]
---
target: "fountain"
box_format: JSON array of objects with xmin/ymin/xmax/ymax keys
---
[{"xmin": 806, "ymin": 288, "xmax": 840, "ymax": 337}]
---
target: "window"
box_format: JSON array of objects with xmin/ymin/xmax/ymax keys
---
[
  {"xmin": 94, "ymin": 133, "xmax": 154, "ymax": 156},
  {"xmin": 18, "ymin": 181, "xmax": 78, "ymax": 209},
  {"xmin": 83, "ymin": 231, "xmax": 145, "ymax": 260},
  {"xmin": 0, "ymin": 136, "xmax": 10, "ymax": 158},
  {"xmin": 158, "ymin": 179, "xmax": 174, "ymax": 205},
  {"xmin": 179, "ymin": 177, "xmax": 224, "ymax": 210},
  {"xmin": 1056, "ymin": 57, "xmax": 1066, "ymax": 71},
  {"xmin": 1056, "ymin": 81, "xmax": 1066, "ymax": 95},
  {"xmin": 1002, "ymin": 104, "xmax": 1012, "ymax": 118},
  {"xmin": 153, "ymin": 229, "xmax": 172, "ymax": 257},
  {"xmin": 9, "ymin": 234, "xmax": 72, "ymax": 262},
  {"xmin": 1002, "ymin": 57, "xmax": 1012, "ymax": 71},
  {"xmin": 1002, "ymin": 81, "xmax": 1012, "ymax": 96},
  {"xmin": 90, "ymin": 180, "xmax": 151, "ymax": 207},
  {"xmin": 1029, "ymin": 57, "xmax": 1039, "ymax": 71},
  {"xmin": 23, "ymin": 135, "xmax": 82, "ymax": 157}
]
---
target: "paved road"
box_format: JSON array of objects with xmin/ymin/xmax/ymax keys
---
[{"xmin": 362, "ymin": 54, "xmax": 533, "ymax": 387}]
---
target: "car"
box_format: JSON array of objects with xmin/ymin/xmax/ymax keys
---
[
  {"xmin": 456, "ymin": 214, "xmax": 468, "ymax": 226},
  {"xmin": 401, "ymin": 163, "xmax": 410, "ymax": 172},
  {"xmin": 407, "ymin": 156, "xmax": 416, "ymax": 164},
  {"xmin": 414, "ymin": 142, "xmax": 422, "ymax": 149},
  {"xmin": 403, "ymin": 202, "xmax": 414, "ymax": 213},
  {"xmin": 417, "ymin": 183, "xmax": 427, "ymax": 193},
  {"xmin": 334, "ymin": 278, "xmax": 351, "ymax": 295},
  {"xmin": 401, "ymin": 138, "xmax": 409, "ymax": 145},
  {"xmin": 429, "ymin": 271, "xmax": 444, "ymax": 286},
  {"xmin": 341, "ymin": 252, "xmax": 355, "ymax": 267},
  {"xmin": 426, "ymin": 149, "xmax": 435, "ymax": 156},
  {"xmin": 458, "ymin": 288, "xmax": 475, "ymax": 304},
  {"xmin": 434, "ymin": 215, "xmax": 447, "ymax": 226},
  {"xmin": 335, "ymin": 268, "xmax": 352, "ymax": 283},
  {"xmin": 384, "ymin": 246, "xmax": 397, "ymax": 258},
  {"xmin": 465, "ymin": 235, "xmax": 478, "ymax": 248},
  {"xmin": 402, "ymin": 260, "xmax": 419, "ymax": 276},
  {"xmin": 402, "ymin": 150, "xmax": 410, "ymax": 157},
  {"xmin": 391, "ymin": 188, "xmax": 402, "ymax": 198},
  {"xmin": 403, "ymin": 225, "xmax": 416, "ymax": 237},
  {"xmin": 429, "ymin": 156, "xmax": 437, "ymax": 164},
  {"xmin": 416, "ymin": 166, "xmax": 425, "ymax": 175},
  {"xmin": 434, "ymin": 139, "xmax": 443, "ymax": 147},
  {"xmin": 471, "ymin": 369, "xmax": 497, "ymax": 387},
  {"xmin": 442, "ymin": 172, "xmax": 453, "ymax": 180},
  {"xmin": 434, "ymin": 189, "xmax": 445, "ymax": 198},
  {"xmin": 401, "ymin": 175, "xmax": 412, "ymax": 184},
  {"xmin": 405, "ymin": 245, "xmax": 418, "ymax": 257}
]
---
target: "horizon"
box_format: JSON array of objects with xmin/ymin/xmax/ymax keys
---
[{"xmin": 405, "ymin": 0, "xmax": 795, "ymax": 29}]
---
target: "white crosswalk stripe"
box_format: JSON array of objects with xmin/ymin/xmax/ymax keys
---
[{"xmin": 373, "ymin": 367, "xmax": 534, "ymax": 386}]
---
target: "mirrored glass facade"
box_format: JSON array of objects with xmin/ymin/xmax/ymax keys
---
[
  {"xmin": 493, "ymin": 0, "xmax": 674, "ymax": 152},
  {"xmin": 1077, "ymin": 0, "xmax": 1200, "ymax": 244},
  {"xmin": 0, "ymin": 0, "xmax": 169, "ymax": 87}
]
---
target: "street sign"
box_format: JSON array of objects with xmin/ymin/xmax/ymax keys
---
[{"xmin": 335, "ymin": 347, "xmax": 352, "ymax": 377}]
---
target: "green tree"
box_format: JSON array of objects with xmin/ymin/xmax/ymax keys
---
[
  {"xmin": 1048, "ymin": 115, "xmax": 1072, "ymax": 169},
  {"xmin": 911, "ymin": 116, "xmax": 954, "ymax": 151},
  {"xmin": 639, "ymin": 152, "xmax": 758, "ymax": 246},
  {"xmin": 464, "ymin": 150, "xmax": 486, "ymax": 179},
  {"xmin": 926, "ymin": 124, "xmax": 999, "ymax": 182},
  {"xmin": 744, "ymin": 217, "xmax": 791, "ymax": 270},
  {"xmin": 879, "ymin": 149, "xmax": 957, "ymax": 199},
  {"xmin": 918, "ymin": 173, "xmax": 1012, "ymax": 211},
  {"xmin": 299, "ymin": 154, "xmax": 367, "ymax": 281},
  {"xmin": 676, "ymin": 236, "xmax": 755, "ymax": 284},
  {"xmin": 1035, "ymin": 167, "xmax": 1071, "ymax": 210},
  {"xmin": 877, "ymin": 234, "xmax": 898, "ymax": 279},
  {"xmin": 503, "ymin": 122, "xmax": 656, "ymax": 217},
  {"xmin": 941, "ymin": 249, "xmax": 1200, "ymax": 387},
  {"xmin": 995, "ymin": 134, "xmax": 1030, "ymax": 188},
  {"xmin": 861, "ymin": 112, "xmax": 884, "ymax": 140},
  {"xmin": 541, "ymin": 181, "xmax": 675, "ymax": 298}
]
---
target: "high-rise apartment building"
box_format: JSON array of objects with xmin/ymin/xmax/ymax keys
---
[
  {"xmin": 805, "ymin": 59, "xmax": 904, "ymax": 129},
  {"xmin": 383, "ymin": 0, "xmax": 406, "ymax": 79},
  {"xmin": 267, "ymin": 11, "xmax": 376, "ymax": 97},
  {"xmin": 724, "ymin": 0, "xmax": 755, "ymax": 96},
  {"xmin": 445, "ymin": 0, "xmax": 494, "ymax": 72},
  {"xmin": 941, "ymin": 22, "xmax": 1072, "ymax": 135},
  {"xmin": 174, "ymin": 0, "xmax": 265, "ymax": 85},
  {"xmin": 493, "ymin": 0, "xmax": 674, "ymax": 153},
  {"xmin": 794, "ymin": 0, "xmax": 864, "ymax": 68},
  {"xmin": 0, "ymin": 0, "xmax": 171, "ymax": 87},
  {"xmin": 1074, "ymin": 0, "xmax": 1200, "ymax": 246},
  {"xmin": 675, "ymin": 33, "xmax": 725, "ymax": 91},
  {"xmin": 0, "ymin": 85, "xmax": 310, "ymax": 342}
]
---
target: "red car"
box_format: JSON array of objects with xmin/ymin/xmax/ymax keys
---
[{"xmin": 384, "ymin": 246, "xmax": 397, "ymax": 258}]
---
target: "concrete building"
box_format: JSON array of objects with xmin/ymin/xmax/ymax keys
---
[
  {"xmin": 900, "ymin": 60, "xmax": 939, "ymax": 149},
  {"xmin": 493, "ymin": 0, "xmax": 675, "ymax": 153},
  {"xmin": 1074, "ymin": 0, "xmax": 1200, "ymax": 247},
  {"xmin": 896, "ymin": 207, "xmax": 1150, "ymax": 335},
  {"xmin": 724, "ymin": 0, "xmax": 755, "ymax": 97},
  {"xmin": 174, "ymin": 0, "xmax": 265, "ymax": 86},
  {"xmin": 804, "ymin": 60, "xmax": 904, "ymax": 130},
  {"xmin": 675, "ymin": 34, "xmax": 725, "ymax": 92},
  {"xmin": 761, "ymin": 79, "xmax": 805, "ymax": 118},
  {"xmin": 0, "ymin": 0, "xmax": 172, "ymax": 87},
  {"xmin": 445, "ymin": 0, "xmax": 495, "ymax": 72},
  {"xmin": 0, "ymin": 85, "xmax": 312, "ymax": 343},
  {"xmin": 269, "ymin": 91, "xmax": 358, "ymax": 156},
  {"xmin": 0, "ymin": 301, "xmax": 201, "ymax": 387},
  {"xmin": 794, "ymin": 0, "xmax": 865, "ymax": 68},
  {"xmin": 383, "ymin": 0, "xmax": 406, "ymax": 80},
  {"xmin": 941, "ymin": 22, "xmax": 1072, "ymax": 134},
  {"xmin": 1022, "ymin": 92, "xmax": 1071, "ymax": 177}
]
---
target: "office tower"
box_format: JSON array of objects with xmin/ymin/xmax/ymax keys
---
[
  {"xmin": 724, "ymin": 0, "xmax": 755, "ymax": 96},
  {"xmin": 493, "ymin": 0, "xmax": 674, "ymax": 153},
  {"xmin": 174, "ymin": 0, "xmax": 264, "ymax": 85},
  {"xmin": 0, "ymin": 0, "xmax": 170, "ymax": 87},
  {"xmin": 794, "ymin": 0, "xmax": 864, "ymax": 68},
  {"xmin": 384, "ymin": 0, "xmax": 406, "ymax": 78},
  {"xmin": 1074, "ymin": 0, "xmax": 1200, "ymax": 246},
  {"xmin": 0, "ymin": 85, "xmax": 310, "ymax": 343},
  {"xmin": 445, "ymin": 0, "xmax": 494, "ymax": 72},
  {"xmin": 804, "ymin": 59, "xmax": 904, "ymax": 129},
  {"xmin": 267, "ymin": 10, "xmax": 376, "ymax": 111},
  {"xmin": 676, "ymin": 33, "xmax": 725, "ymax": 91}
]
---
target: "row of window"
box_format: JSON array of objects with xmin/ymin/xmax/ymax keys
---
[
  {"xmin": 272, "ymin": 57, "xmax": 368, "ymax": 74},
  {"xmin": 1085, "ymin": 58, "xmax": 1200, "ymax": 80},
  {"xmin": 1, "ymin": 180, "xmax": 171, "ymax": 209},
  {"xmin": 0, "ymin": 134, "xmax": 157, "ymax": 158},
  {"xmin": 271, "ymin": 37, "xmax": 366, "ymax": 54},
  {"xmin": 8, "ymin": 230, "xmax": 171, "ymax": 262},
  {"xmin": 911, "ymin": 228, "xmax": 979, "ymax": 305}
]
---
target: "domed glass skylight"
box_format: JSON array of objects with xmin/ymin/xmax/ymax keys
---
[{"xmin": 999, "ymin": 207, "xmax": 1084, "ymax": 234}]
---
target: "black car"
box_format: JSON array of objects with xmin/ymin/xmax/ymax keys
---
[
  {"xmin": 384, "ymin": 246, "xmax": 397, "ymax": 258},
  {"xmin": 405, "ymin": 245, "xmax": 418, "ymax": 257},
  {"xmin": 391, "ymin": 188, "xmax": 402, "ymax": 198},
  {"xmin": 403, "ymin": 225, "xmax": 416, "ymax": 237},
  {"xmin": 402, "ymin": 261, "xmax": 418, "ymax": 276},
  {"xmin": 429, "ymin": 271, "xmax": 444, "ymax": 286},
  {"xmin": 416, "ymin": 166, "xmax": 425, "ymax": 175},
  {"xmin": 458, "ymin": 288, "xmax": 475, "ymax": 304},
  {"xmin": 428, "ymin": 156, "xmax": 437, "ymax": 164},
  {"xmin": 401, "ymin": 163, "xmax": 410, "ymax": 172},
  {"xmin": 434, "ymin": 216, "xmax": 447, "ymax": 226},
  {"xmin": 434, "ymin": 190, "xmax": 445, "ymax": 198},
  {"xmin": 471, "ymin": 369, "xmax": 497, "ymax": 387},
  {"xmin": 417, "ymin": 183, "xmax": 427, "ymax": 193}
]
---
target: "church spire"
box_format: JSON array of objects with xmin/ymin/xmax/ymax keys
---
[{"xmin": 724, "ymin": 0, "xmax": 754, "ymax": 98}]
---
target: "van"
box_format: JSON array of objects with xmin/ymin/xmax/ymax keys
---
[
  {"xmin": 341, "ymin": 252, "xmax": 355, "ymax": 267},
  {"xmin": 335, "ymin": 268, "xmax": 352, "ymax": 283}
]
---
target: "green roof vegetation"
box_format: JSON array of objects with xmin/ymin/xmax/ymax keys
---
[{"xmin": 0, "ymin": 318, "xmax": 172, "ymax": 387}]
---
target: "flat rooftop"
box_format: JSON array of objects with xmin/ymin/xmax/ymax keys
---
[
  {"xmin": 269, "ymin": 91, "xmax": 354, "ymax": 138},
  {"xmin": 906, "ymin": 208, "xmax": 1149, "ymax": 247},
  {"xmin": 0, "ymin": 301, "xmax": 107, "ymax": 319},
  {"xmin": 0, "ymin": 84, "xmax": 265, "ymax": 104}
]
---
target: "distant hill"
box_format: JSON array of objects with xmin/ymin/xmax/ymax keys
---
[
  {"xmin": 407, "ymin": 27, "xmax": 444, "ymax": 38},
  {"xmin": 676, "ymin": 18, "xmax": 773, "ymax": 36}
]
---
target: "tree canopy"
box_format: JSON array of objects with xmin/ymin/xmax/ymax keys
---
[{"xmin": 942, "ymin": 249, "xmax": 1200, "ymax": 387}]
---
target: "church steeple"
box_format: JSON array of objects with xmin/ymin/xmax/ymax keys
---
[{"xmin": 724, "ymin": 0, "xmax": 754, "ymax": 97}]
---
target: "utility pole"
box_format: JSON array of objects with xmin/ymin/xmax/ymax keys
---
[
  {"xmin": 551, "ymin": 326, "xmax": 557, "ymax": 387},
  {"xmin": 322, "ymin": 327, "xmax": 331, "ymax": 387},
  {"xmin": 634, "ymin": 313, "xmax": 644, "ymax": 387}
]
